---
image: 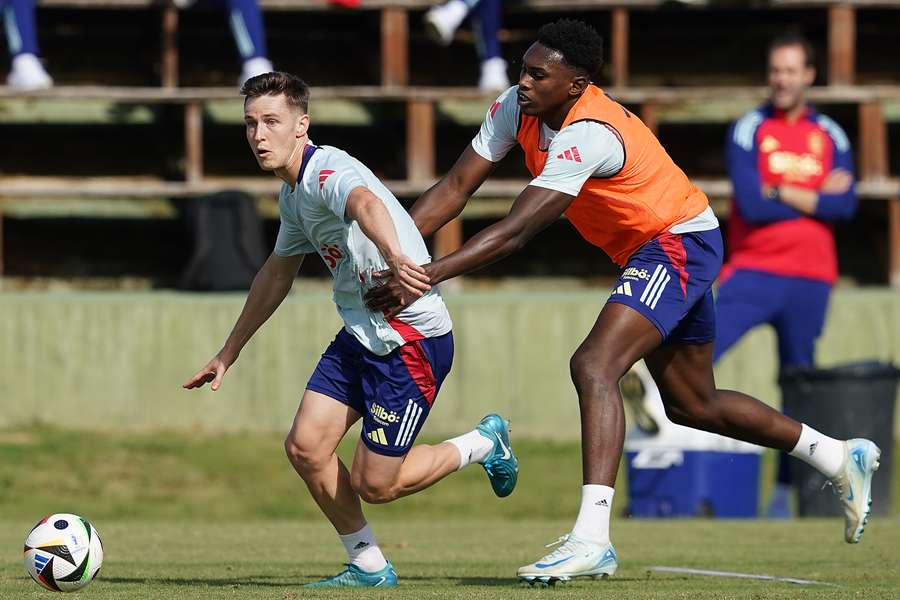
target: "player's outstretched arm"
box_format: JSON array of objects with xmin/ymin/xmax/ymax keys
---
[
  {"xmin": 183, "ymin": 252, "xmax": 304, "ymax": 391},
  {"xmin": 410, "ymin": 146, "xmax": 496, "ymax": 238},
  {"xmin": 366, "ymin": 185, "xmax": 574, "ymax": 314}
]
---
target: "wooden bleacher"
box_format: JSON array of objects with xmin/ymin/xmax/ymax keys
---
[{"xmin": 3, "ymin": 0, "xmax": 900, "ymax": 283}]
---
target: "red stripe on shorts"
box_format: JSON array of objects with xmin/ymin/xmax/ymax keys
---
[
  {"xmin": 399, "ymin": 341, "xmax": 437, "ymax": 405},
  {"xmin": 657, "ymin": 233, "xmax": 689, "ymax": 297}
]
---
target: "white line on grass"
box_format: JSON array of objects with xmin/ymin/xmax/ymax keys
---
[{"xmin": 648, "ymin": 566, "xmax": 839, "ymax": 586}]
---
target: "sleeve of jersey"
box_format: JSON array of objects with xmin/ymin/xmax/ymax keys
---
[
  {"xmin": 274, "ymin": 198, "xmax": 315, "ymax": 257},
  {"xmin": 814, "ymin": 120, "xmax": 858, "ymax": 221},
  {"xmin": 470, "ymin": 87, "xmax": 519, "ymax": 163},
  {"xmin": 317, "ymin": 154, "xmax": 369, "ymax": 222},
  {"xmin": 726, "ymin": 121, "xmax": 803, "ymax": 224},
  {"xmin": 529, "ymin": 122, "xmax": 625, "ymax": 197}
]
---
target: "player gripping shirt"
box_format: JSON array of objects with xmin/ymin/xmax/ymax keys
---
[
  {"xmin": 473, "ymin": 85, "xmax": 721, "ymax": 343},
  {"xmin": 274, "ymin": 142, "xmax": 453, "ymax": 456}
]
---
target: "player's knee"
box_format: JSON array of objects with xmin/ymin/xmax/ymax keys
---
[
  {"xmin": 569, "ymin": 351, "xmax": 619, "ymax": 397},
  {"xmin": 350, "ymin": 472, "xmax": 398, "ymax": 504},
  {"xmin": 663, "ymin": 398, "xmax": 716, "ymax": 429},
  {"xmin": 662, "ymin": 403, "xmax": 694, "ymax": 427},
  {"xmin": 283, "ymin": 433, "xmax": 326, "ymax": 474}
]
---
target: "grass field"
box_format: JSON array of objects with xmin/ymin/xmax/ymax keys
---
[{"xmin": 2, "ymin": 429, "xmax": 898, "ymax": 598}]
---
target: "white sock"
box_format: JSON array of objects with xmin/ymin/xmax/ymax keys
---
[
  {"xmin": 339, "ymin": 524, "xmax": 387, "ymax": 572},
  {"xmin": 789, "ymin": 423, "xmax": 845, "ymax": 479},
  {"xmin": 446, "ymin": 429, "xmax": 493, "ymax": 470},
  {"xmin": 571, "ymin": 485, "xmax": 614, "ymax": 545}
]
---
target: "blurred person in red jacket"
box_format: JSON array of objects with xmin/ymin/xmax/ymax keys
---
[{"xmin": 720, "ymin": 33, "xmax": 857, "ymax": 517}]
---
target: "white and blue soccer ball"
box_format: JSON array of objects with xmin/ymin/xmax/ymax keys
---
[{"xmin": 23, "ymin": 513, "xmax": 104, "ymax": 592}]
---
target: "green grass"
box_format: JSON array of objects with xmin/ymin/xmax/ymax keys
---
[{"xmin": 1, "ymin": 429, "xmax": 899, "ymax": 598}]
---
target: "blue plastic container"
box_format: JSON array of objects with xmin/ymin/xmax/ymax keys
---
[{"xmin": 626, "ymin": 450, "xmax": 760, "ymax": 518}]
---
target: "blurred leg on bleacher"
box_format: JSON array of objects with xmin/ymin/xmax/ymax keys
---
[
  {"xmin": 425, "ymin": 0, "xmax": 509, "ymax": 92},
  {"xmin": 2, "ymin": 0, "xmax": 52, "ymax": 90},
  {"xmin": 176, "ymin": 0, "xmax": 274, "ymax": 86},
  {"xmin": 225, "ymin": 0, "xmax": 274, "ymax": 86}
]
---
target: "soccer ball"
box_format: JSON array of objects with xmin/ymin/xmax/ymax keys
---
[{"xmin": 23, "ymin": 513, "xmax": 104, "ymax": 592}]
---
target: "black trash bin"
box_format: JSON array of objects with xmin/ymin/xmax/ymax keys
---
[{"xmin": 780, "ymin": 361, "xmax": 899, "ymax": 517}]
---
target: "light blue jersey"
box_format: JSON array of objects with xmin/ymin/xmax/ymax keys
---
[{"xmin": 274, "ymin": 143, "xmax": 452, "ymax": 355}]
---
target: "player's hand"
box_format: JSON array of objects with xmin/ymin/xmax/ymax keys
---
[
  {"xmin": 365, "ymin": 264, "xmax": 431, "ymax": 319},
  {"xmin": 385, "ymin": 254, "xmax": 432, "ymax": 298},
  {"xmin": 183, "ymin": 352, "xmax": 234, "ymax": 391},
  {"xmin": 821, "ymin": 169, "xmax": 853, "ymax": 195}
]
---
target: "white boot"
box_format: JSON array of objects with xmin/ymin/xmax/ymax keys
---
[
  {"xmin": 7, "ymin": 54, "xmax": 53, "ymax": 90},
  {"xmin": 424, "ymin": 0, "xmax": 469, "ymax": 46},
  {"xmin": 478, "ymin": 57, "xmax": 509, "ymax": 93},
  {"xmin": 239, "ymin": 57, "xmax": 274, "ymax": 87}
]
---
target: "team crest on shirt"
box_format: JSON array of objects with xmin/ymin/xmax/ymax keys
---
[
  {"xmin": 807, "ymin": 131, "xmax": 825, "ymax": 156},
  {"xmin": 760, "ymin": 135, "xmax": 780, "ymax": 153}
]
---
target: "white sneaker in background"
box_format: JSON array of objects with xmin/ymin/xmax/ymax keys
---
[
  {"xmin": 478, "ymin": 57, "xmax": 509, "ymax": 93},
  {"xmin": 7, "ymin": 53, "xmax": 53, "ymax": 90},
  {"xmin": 424, "ymin": 0, "xmax": 469, "ymax": 46},
  {"xmin": 239, "ymin": 57, "xmax": 274, "ymax": 87}
]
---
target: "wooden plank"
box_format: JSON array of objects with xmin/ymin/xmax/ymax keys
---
[
  {"xmin": 161, "ymin": 3, "xmax": 178, "ymax": 88},
  {"xmin": 640, "ymin": 102, "xmax": 658, "ymax": 135},
  {"xmin": 381, "ymin": 7, "xmax": 408, "ymax": 87},
  {"xmin": 406, "ymin": 100, "xmax": 435, "ymax": 182},
  {"xmin": 433, "ymin": 219, "xmax": 463, "ymax": 260},
  {"xmin": 828, "ymin": 4, "xmax": 855, "ymax": 85},
  {"xmin": 890, "ymin": 200, "xmax": 900, "ymax": 287},
  {"xmin": 858, "ymin": 102, "xmax": 888, "ymax": 179},
  {"xmin": 184, "ymin": 101, "xmax": 204, "ymax": 184},
  {"xmin": 4, "ymin": 84, "xmax": 900, "ymax": 104},
  {"xmin": 0, "ymin": 176, "xmax": 897, "ymax": 201},
  {"xmin": 610, "ymin": 8, "xmax": 629, "ymax": 88},
  {"xmin": 33, "ymin": 0, "xmax": 900, "ymax": 10}
]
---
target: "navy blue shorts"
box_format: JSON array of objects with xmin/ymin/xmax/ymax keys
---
[
  {"xmin": 306, "ymin": 329, "xmax": 454, "ymax": 457},
  {"xmin": 607, "ymin": 228, "xmax": 724, "ymax": 344}
]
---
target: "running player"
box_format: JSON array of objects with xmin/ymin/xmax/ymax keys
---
[
  {"xmin": 184, "ymin": 71, "xmax": 518, "ymax": 588},
  {"xmin": 366, "ymin": 20, "xmax": 880, "ymax": 584}
]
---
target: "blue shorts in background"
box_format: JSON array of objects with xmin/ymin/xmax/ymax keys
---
[
  {"xmin": 306, "ymin": 329, "xmax": 454, "ymax": 457},
  {"xmin": 607, "ymin": 228, "xmax": 724, "ymax": 344}
]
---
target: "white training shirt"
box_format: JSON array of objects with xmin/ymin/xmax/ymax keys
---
[
  {"xmin": 274, "ymin": 143, "xmax": 452, "ymax": 356},
  {"xmin": 470, "ymin": 85, "xmax": 718, "ymax": 232}
]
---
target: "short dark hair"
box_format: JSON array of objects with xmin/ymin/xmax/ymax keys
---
[
  {"xmin": 768, "ymin": 33, "xmax": 816, "ymax": 68},
  {"xmin": 537, "ymin": 19, "xmax": 604, "ymax": 80},
  {"xmin": 240, "ymin": 71, "xmax": 310, "ymax": 113}
]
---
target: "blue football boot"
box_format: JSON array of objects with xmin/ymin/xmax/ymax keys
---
[
  {"xmin": 475, "ymin": 413, "xmax": 519, "ymax": 497},
  {"xmin": 304, "ymin": 562, "xmax": 398, "ymax": 588}
]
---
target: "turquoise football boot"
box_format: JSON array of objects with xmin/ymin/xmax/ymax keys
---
[
  {"xmin": 475, "ymin": 413, "xmax": 519, "ymax": 497},
  {"xmin": 304, "ymin": 562, "xmax": 398, "ymax": 588}
]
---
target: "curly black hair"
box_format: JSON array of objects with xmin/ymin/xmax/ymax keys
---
[{"xmin": 536, "ymin": 19, "xmax": 604, "ymax": 80}]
